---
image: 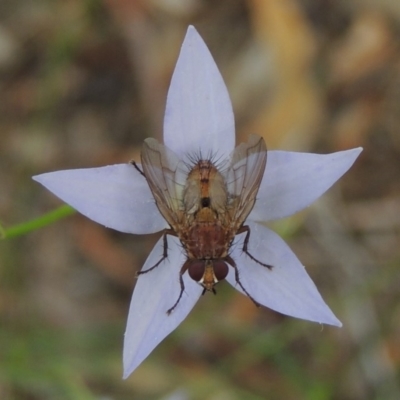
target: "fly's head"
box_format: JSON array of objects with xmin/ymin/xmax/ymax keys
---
[{"xmin": 187, "ymin": 259, "xmax": 229, "ymax": 293}]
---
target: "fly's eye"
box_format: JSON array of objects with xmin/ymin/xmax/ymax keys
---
[
  {"xmin": 213, "ymin": 261, "xmax": 228, "ymax": 281},
  {"xmin": 188, "ymin": 261, "xmax": 205, "ymax": 282}
]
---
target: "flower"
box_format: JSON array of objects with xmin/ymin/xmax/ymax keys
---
[{"xmin": 33, "ymin": 26, "xmax": 362, "ymax": 378}]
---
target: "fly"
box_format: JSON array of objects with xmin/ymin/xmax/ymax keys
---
[{"xmin": 132, "ymin": 134, "xmax": 272, "ymax": 314}]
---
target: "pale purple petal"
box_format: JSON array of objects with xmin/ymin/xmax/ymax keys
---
[
  {"xmin": 33, "ymin": 164, "xmax": 168, "ymax": 234},
  {"xmin": 163, "ymin": 26, "xmax": 235, "ymax": 160},
  {"xmin": 226, "ymin": 221, "xmax": 342, "ymax": 326},
  {"xmin": 250, "ymin": 147, "xmax": 362, "ymax": 222},
  {"xmin": 123, "ymin": 236, "xmax": 202, "ymax": 378}
]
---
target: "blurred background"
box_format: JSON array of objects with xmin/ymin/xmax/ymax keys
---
[{"xmin": 1, "ymin": 0, "xmax": 400, "ymax": 399}]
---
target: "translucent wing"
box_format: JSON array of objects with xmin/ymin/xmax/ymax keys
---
[
  {"xmin": 141, "ymin": 138, "xmax": 187, "ymax": 229},
  {"xmin": 226, "ymin": 134, "xmax": 267, "ymax": 228}
]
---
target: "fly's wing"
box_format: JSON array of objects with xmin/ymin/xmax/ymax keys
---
[
  {"xmin": 225, "ymin": 134, "xmax": 267, "ymax": 228},
  {"xmin": 141, "ymin": 138, "xmax": 186, "ymax": 229}
]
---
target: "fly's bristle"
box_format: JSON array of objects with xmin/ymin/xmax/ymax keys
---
[{"xmin": 184, "ymin": 150, "xmax": 228, "ymax": 173}]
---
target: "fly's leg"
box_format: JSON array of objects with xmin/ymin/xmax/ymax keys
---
[
  {"xmin": 130, "ymin": 160, "xmax": 145, "ymax": 177},
  {"xmin": 225, "ymin": 255, "xmax": 260, "ymax": 308},
  {"xmin": 237, "ymin": 225, "xmax": 273, "ymax": 270},
  {"xmin": 136, "ymin": 229, "xmax": 176, "ymax": 276},
  {"xmin": 166, "ymin": 260, "xmax": 191, "ymax": 315}
]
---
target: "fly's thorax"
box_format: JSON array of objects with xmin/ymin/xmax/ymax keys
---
[
  {"xmin": 183, "ymin": 160, "xmax": 228, "ymax": 215},
  {"xmin": 188, "ymin": 259, "xmax": 228, "ymax": 291}
]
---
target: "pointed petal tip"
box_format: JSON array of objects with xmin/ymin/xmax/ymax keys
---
[
  {"xmin": 32, "ymin": 173, "xmax": 43, "ymax": 183},
  {"xmin": 340, "ymin": 146, "xmax": 363, "ymax": 167},
  {"xmin": 337, "ymin": 146, "xmax": 363, "ymax": 170},
  {"xmin": 122, "ymin": 370, "xmax": 130, "ymax": 380},
  {"xmin": 32, "ymin": 172, "xmax": 57, "ymax": 187},
  {"xmin": 182, "ymin": 25, "xmax": 200, "ymax": 45},
  {"xmin": 349, "ymin": 146, "xmax": 363, "ymax": 157},
  {"xmin": 319, "ymin": 314, "xmax": 342, "ymax": 328}
]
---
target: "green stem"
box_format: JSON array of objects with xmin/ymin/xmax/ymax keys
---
[{"xmin": 1, "ymin": 205, "xmax": 76, "ymax": 239}]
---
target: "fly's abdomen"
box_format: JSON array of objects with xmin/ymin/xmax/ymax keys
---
[{"xmin": 186, "ymin": 223, "xmax": 228, "ymax": 259}]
